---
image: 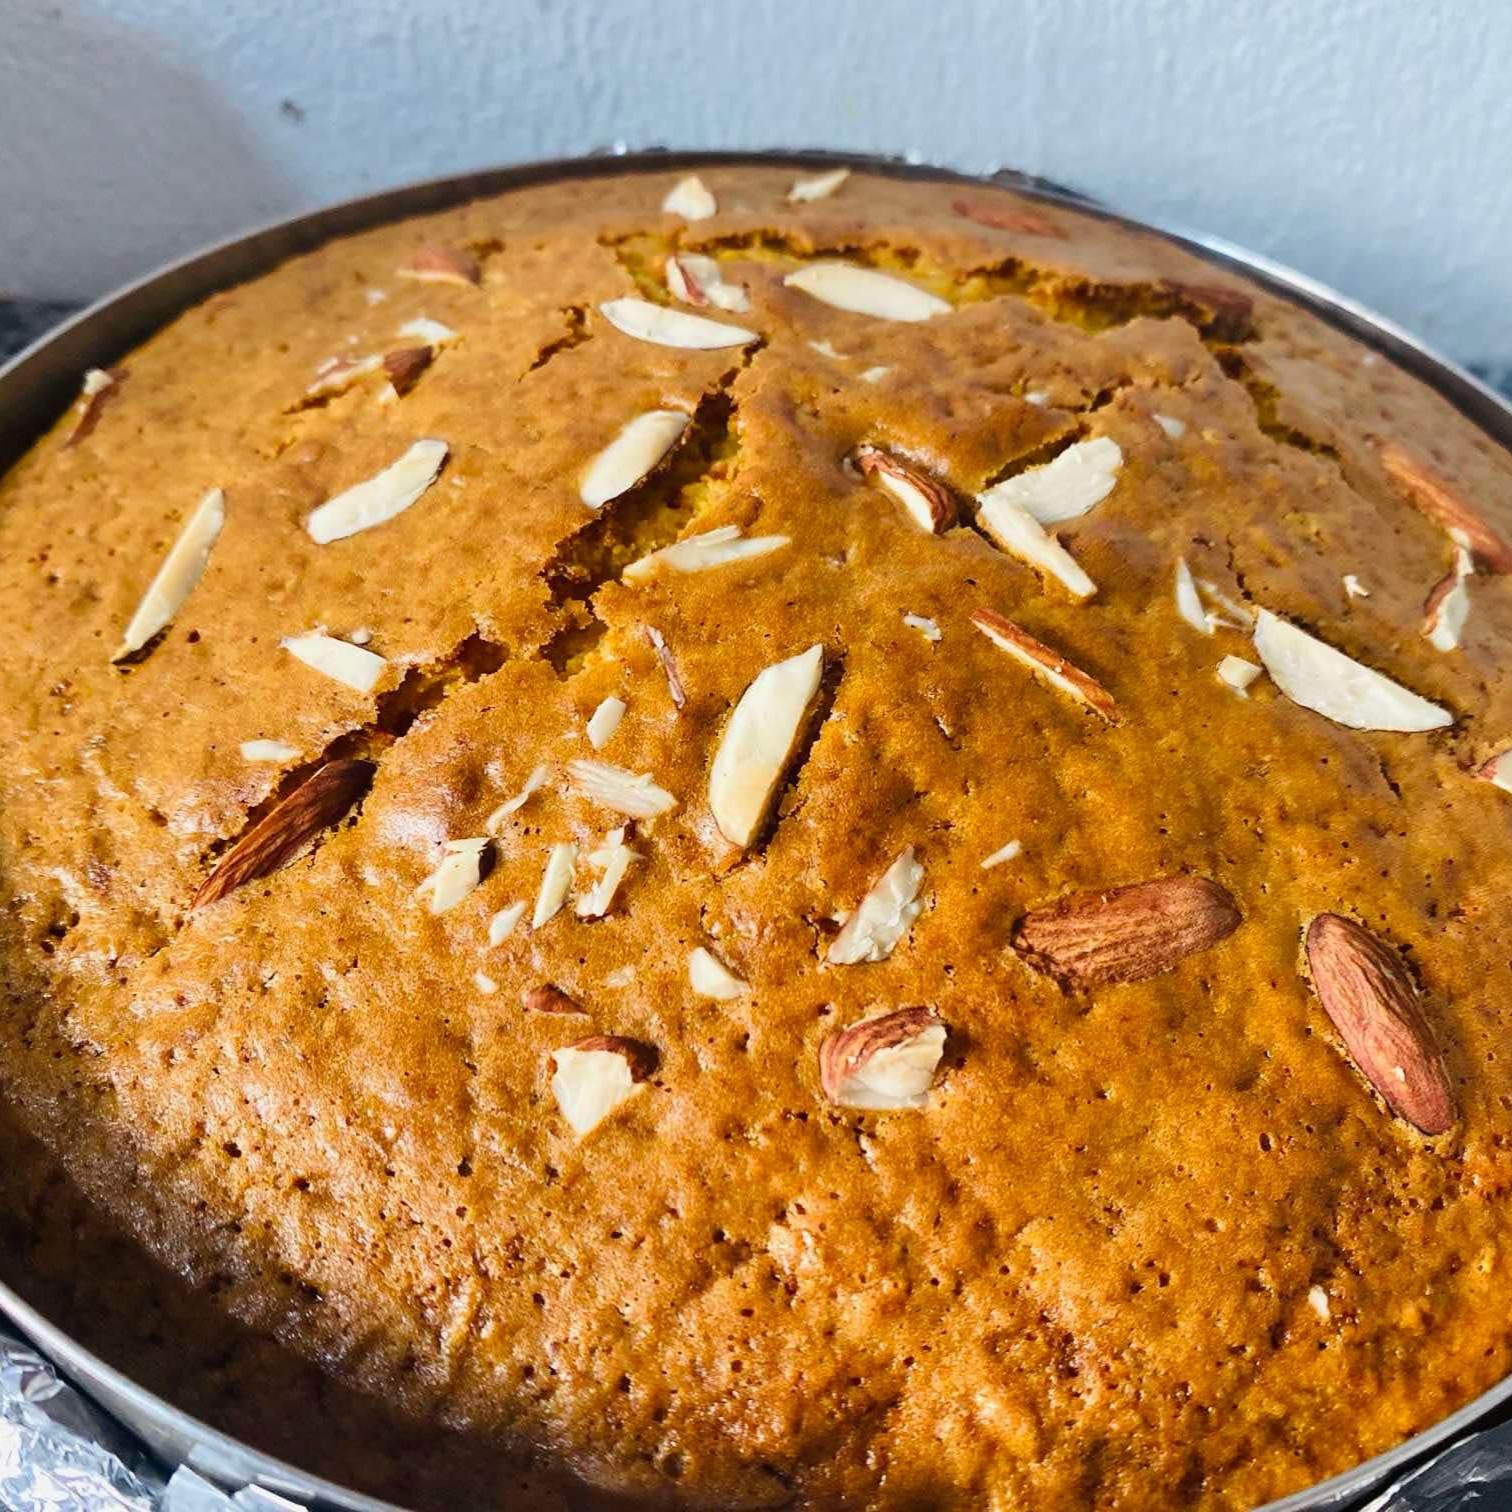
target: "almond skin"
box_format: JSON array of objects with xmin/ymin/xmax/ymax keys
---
[
  {"xmin": 1377, "ymin": 440, "xmax": 1512, "ymax": 573},
  {"xmin": 398, "ymin": 244, "xmax": 482, "ymax": 287},
  {"xmin": 853, "ymin": 445, "xmax": 959, "ymax": 532},
  {"xmin": 65, "ymin": 367, "xmax": 126, "ymax": 447},
  {"xmin": 1013, "ymin": 875, "xmax": 1241, "ymax": 987},
  {"xmin": 1304, "ymin": 914, "xmax": 1456, "ymax": 1136},
  {"xmin": 524, "ymin": 983, "xmax": 588, "ymax": 1014},
  {"xmin": 819, "ymin": 1006, "xmax": 946, "ymax": 1108},
  {"xmin": 564, "ymin": 1033, "xmax": 657, "ymax": 1081},
  {"xmin": 193, "ymin": 758, "xmax": 374, "ymax": 908}
]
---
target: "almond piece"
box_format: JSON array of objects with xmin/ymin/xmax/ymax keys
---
[
  {"xmin": 787, "ymin": 167, "xmax": 850, "ymax": 203},
  {"xmin": 567, "ymin": 758, "xmax": 677, "ymax": 819},
  {"xmin": 1252, "ymin": 609, "xmax": 1451, "ymax": 732},
  {"xmin": 486, "ymin": 763, "xmax": 550, "ymax": 830},
  {"xmin": 980, "ymin": 838, "xmax": 1023, "ymax": 869},
  {"xmin": 1174, "ymin": 558, "xmax": 1212, "ymax": 635},
  {"xmin": 783, "ymin": 262, "xmax": 950, "ymax": 322},
  {"xmin": 473, "ymin": 971, "xmax": 498, "ymax": 994},
  {"xmin": 281, "ymin": 630, "xmax": 388, "ymax": 694},
  {"xmin": 951, "ymin": 198, "xmax": 1066, "ymax": 238},
  {"xmin": 688, "ymin": 946, "xmax": 747, "ymax": 1000},
  {"xmin": 580, "ymin": 410, "xmax": 688, "ymax": 509},
  {"xmin": 397, "ymin": 244, "xmax": 481, "ymax": 287},
  {"xmin": 305, "ymin": 353, "xmax": 383, "ymax": 400},
  {"xmin": 532, "ymin": 842, "xmax": 577, "ymax": 928},
  {"xmin": 382, "ymin": 344, "xmax": 434, "ymax": 397},
  {"xmin": 1476, "ymin": 750, "xmax": 1512, "ymax": 793},
  {"xmin": 971, "ymin": 608, "xmax": 1117, "ymax": 722},
  {"xmin": 976, "ymin": 493, "xmax": 1095, "ymax": 598},
  {"xmin": 976, "ymin": 437, "xmax": 1123, "ymax": 525},
  {"xmin": 598, "ymin": 297, "xmax": 756, "ymax": 349},
  {"xmin": 662, "ymin": 174, "xmax": 716, "ymax": 220},
  {"xmin": 576, "ymin": 827, "xmax": 640, "ymax": 918},
  {"xmin": 902, "ymin": 612, "xmax": 942, "ymax": 643},
  {"xmin": 1305, "ymin": 913, "xmax": 1456, "ymax": 1135},
  {"xmin": 1012, "ymin": 875, "xmax": 1242, "ymax": 988},
  {"xmin": 645, "ymin": 625, "xmax": 687, "ymax": 710},
  {"xmin": 239, "ymin": 739, "xmax": 300, "ymax": 763},
  {"xmin": 525, "ymin": 983, "xmax": 588, "ymax": 1014},
  {"xmin": 306, "ymin": 438, "xmax": 448, "ymax": 543},
  {"xmin": 622, "ymin": 523, "xmax": 790, "ymax": 582},
  {"xmin": 853, "ymin": 446, "xmax": 958, "ymax": 532},
  {"xmin": 488, "ymin": 900, "xmax": 526, "ymax": 944},
  {"xmin": 1422, "ymin": 546, "xmax": 1474, "ymax": 652},
  {"xmin": 828, "ymin": 848, "xmax": 926, "ymax": 965},
  {"xmin": 113, "ymin": 487, "xmax": 226, "ymax": 661},
  {"xmin": 1377, "ymin": 440, "xmax": 1512, "ymax": 573},
  {"xmin": 65, "ymin": 367, "xmax": 125, "ymax": 446},
  {"xmin": 1153, "ymin": 413, "xmax": 1187, "ymax": 440},
  {"xmin": 709, "ymin": 644, "xmax": 825, "ymax": 847},
  {"xmin": 414, "ymin": 837, "xmax": 491, "ymax": 914},
  {"xmin": 551, "ymin": 1035, "xmax": 656, "ymax": 1137},
  {"xmin": 819, "ymin": 1007, "xmax": 947, "ymax": 1110},
  {"xmin": 586, "ymin": 695, "xmax": 626, "ymax": 750},
  {"xmin": 1343, "ymin": 574, "xmax": 1371, "ymax": 599},
  {"xmin": 665, "ymin": 253, "xmax": 750, "ymax": 313},
  {"xmin": 397, "ymin": 316, "xmax": 458, "ymax": 346},
  {"xmin": 192, "ymin": 758, "xmax": 374, "ymax": 908},
  {"xmin": 1217, "ymin": 655, "xmax": 1263, "ymax": 697}
]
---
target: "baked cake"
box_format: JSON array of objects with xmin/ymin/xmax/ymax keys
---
[{"xmin": 2, "ymin": 161, "xmax": 1512, "ymax": 1509}]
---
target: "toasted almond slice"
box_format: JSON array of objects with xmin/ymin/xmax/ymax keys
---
[
  {"xmin": 414, "ymin": 837, "xmax": 490, "ymax": 914},
  {"xmin": 976, "ymin": 437, "xmax": 1123, "ymax": 525},
  {"xmin": 551, "ymin": 1035, "xmax": 656, "ymax": 1137},
  {"xmin": 586, "ymin": 696, "xmax": 627, "ymax": 750},
  {"xmin": 282, "ymin": 630, "xmax": 387, "ymax": 694},
  {"xmin": 808, "ymin": 339, "xmax": 848, "ymax": 360},
  {"xmin": 579, "ymin": 409, "xmax": 688, "ymax": 509},
  {"xmin": 305, "ymin": 353, "xmax": 383, "ymax": 400},
  {"xmin": 567, "ymin": 758, "xmax": 677, "ymax": 819},
  {"xmin": 902, "ymin": 612, "xmax": 942, "ymax": 643},
  {"xmin": 854, "ymin": 446, "xmax": 957, "ymax": 532},
  {"xmin": 65, "ymin": 367, "xmax": 124, "ymax": 446},
  {"xmin": 662, "ymin": 174, "xmax": 716, "ymax": 220},
  {"xmin": 1476, "ymin": 749, "xmax": 1512, "ymax": 792},
  {"xmin": 1217, "ymin": 655, "xmax": 1263, "ymax": 697},
  {"xmin": 306, "ymin": 438, "xmax": 448, "ymax": 543},
  {"xmin": 1153, "ymin": 413, "xmax": 1187, "ymax": 439},
  {"xmin": 473, "ymin": 971, "xmax": 498, "ymax": 994},
  {"xmin": 487, "ymin": 763, "xmax": 550, "ymax": 831},
  {"xmin": 688, "ymin": 946, "xmax": 747, "ymax": 1000},
  {"xmin": 859, "ymin": 365, "xmax": 892, "ymax": 384},
  {"xmin": 598, "ymin": 296, "xmax": 755, "ymax": 349},
  {"xmin": 1423, "ymin": 546, "xmax": 1474, "ymax": 652},
  {"xmin": 977, "ymin": 493, "xmax": 1095, "ymax": 598},
  {"xmin": 1024, "ymin": 390, "xmax": 1050, "ymax": 406},
  {"xmin": 827, "ymin": 848, "xmax": 926, "ymax": 965},
  {"xmin": 622, "ymin": 523, "xmax": 790, "ymax": 582},
  {"xmin": 980, "ymin": 838, "xmax": 1023, "ymax": 869},
  {"xmin": 787, "ymin": 167, "xmax": 850, "ymax": 203},
  {"xmin": 1307, "ymin": 1286, "xmax": 1331, "ymax": 1321},
  {"xmin": 709, "ymin": 644, "xmax": 824, "ymax": 847},
  {"xmin": 397, "ymin": 244, "xmax": 481, "ymax": 287},
  {"xmin": 1174, "ymin": 558, "xmax": 1211, "ymax": 634},
  {"xmin": 114, "ymin": 487, "xmax": 226, "ymax": 661},
  {"xmin": 819, "ymin": 1007, "xmax": 947, "ymax": 1110},
  {"xmin": 397, "ymin": 316, "xmax": 458, "ymax": 346},
  {"xmin": 971, "ymin": 608, "xmax": 1117, "ymax": 722},
  {"xmin": 382, "ymin": 345, "xmax": 434, "ymax": 397},
  {"xmin": 576, "ymin": 829, "xmax": 640, "ymax": 919},
  {"xmin": 192, "ymin": 758, "xmax": 374, "ymax": 909},
  {"xmin": 1305, "ymin": 913, "xmax": 1456, "ymax": 1135},
  {"xmin": 533, "ymin": 842, "xmax": 577, "ymax": 928},
  {"xmin": 488, "ymin": 900, "xmax": 526, "ymax": 944},
  {"xmin": 1377, "ymin": 440, "xmax": 1512, "ymax": 572},
  {"xmin": 1343, "ymin": 573, "xmax": 1371, "ymax": 599},
  {"xmin": 1252, "ymin": 609, "xmax": 1450, "ymax": 732},
  {"xmin": 240, "ymin": 739, "xmax": 300, "ymax": 763},
  {"xmin": 665, "ymin": 252, "xmax": 750, "ymax": 313},
  {"xmin": 783, "ymin": 262, "xmax": 950, "ymax": 322},
  {"xmin": 645, "ymin": 625, "xmax": 688, "ymax": 710}
]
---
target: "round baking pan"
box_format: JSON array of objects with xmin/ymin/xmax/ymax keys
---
[{"xmin": 1, "ymin": 149, "xmax": 1508, "ymax": 1512}]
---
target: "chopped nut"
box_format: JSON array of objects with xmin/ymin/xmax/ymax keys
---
[
  {"xmin": 580, "ymin": 410, "xmax": 688, "ymax": 509},
  {"xmin": 305, "ymin": 353, "xmax": 383, "ymax": 400},
  {"xmin": 787, "ymin": 167, "xmax": 850, "ymax": 202},
  {"xmin": 1423, "ymin": 546, "xmax": 1474, "ymax": 652},
  {"xmin": 473, "ymin": 971, "xmax": 498, "ymax": 995},
  {"xmin": 853, "ymin": 445, "xmax": 958, "ymax": 532},
  {"xmin": 808, "ymin": 339, "xmax": 848, "ymax": 360},
  {"xmin": 599, "ymin": 297, "xmax": 755, "ymax": 349},
  {"xmin": 828, "ymin": 848, "xmax": 926, "ymax": 965},
  {"xmin": 551, "ymin": 1035, "xmax": 656, "ymax": 1137},
  {"xmin": 976, "ymin": 437, "xmax": 1123, "ymax": 525},
  {"xmin": 971, "ymin": 608, "xmax": 1117, "ymax": 722},
  {"xmin": 662, "ymin": 174, "xmax": 717, "ymax": 220},
  {"xmin": 576, "ymin": 827, "xmax": 640, "ymax": 918},
  {"xmin": 525, "ymin": 983, "xmax": 588, "ymax": 1014},
  {"xmin": 281, "ymin": 630, "xmax": 388, "ymax": 694},
  {"xmin": 783, "ymin": 262, "xmax": 950, "ymax": 322},
  {"xmin": 1307, "ymin": 1286, "xmax": 1331, "ymax": 1321},
  {"xmin": 1174, "ymin": 558, "xmax": 1211, "ymax": 634},
  {"xmin": 819, "ymin": 1007, "xmax": 947, "ymax": 1110},
  {"xmin": 306, "ymin": 438, "xmax": 448, "ymax": 543},
  {"xmin": 623, "ymin": 523, "xmax": 790, "ymax": 582},
  {"xmin": 397, "ymin": 316, "xmax": 458, "ymax": 346},
  {"xmin": 114, "ymin": 487, "xmax": 226, "ymax": 661},
  {"xmin": 397, "ymin": 244, "xmax": 481, "ymax": 286},
  {"xmin": 1343, "ymin": 574, "xmax": 1371, "ymax": 599},
  {"xmin": 977, "ymin": 492, "xmax": 1095, "ymax": 599},
  {"xmin": 645, "ymin": 625, "xmax": 687, "ymax": 709},
  {"xmin": 487, "ymin": 763, "xmax": 550, "ymax": 830},
  {"xmin": 688, "ymin": 946, "xmax": 747, "ymax": 1000},
  {"xmin": 980, "ymin": 838, "xmax": 1023, "ymax": 869},
  {"xmin": 382, "ymin": 344, "xmax": 433, "ymax": 397},
  {"xmin": 859, "ymin": 365, "xmax": 892, "ymax": 384},
  {"xmin": 532, "ymin": 842, "xmax": 577, "ymax": 928},
  {"xmin": 414, "ymin": 837, "xmax": 491, "ymax": 914},
  {"xmin": 586, "ymin": 696, "xmax": 627, "ymax": 750},
  {"xmin": 65, "ymin": 366, "xmax": 125, "ymax": 446},
  {"xmin": 239, "ymin": 739, "xmax": 300, "ymax": 763},
  {"xmin": 1217, "ymin": 655, "xmax": 1263, "ymax": 697},
  {"xmin": 665, "ymin": 252, "xmax": 750, "ymax": 313},
  {"xmin": 1153, "ymin": 413, "xmax": 1187, "ymax": 439},
  {"xmin": 567, "ymin": 758, "xmax": 677, "ymax": 819},
  {"xmin": 1476, "ymin": 750, "xmax": 1512, "ymax": 793},
  {"xmin": 902, "ymin": 613, "xmax": 941, "ymax": 643},
  {"xmin": 709, "ymin": 644, "xmax": 825, "ymax": 847},
  {"xmin": 488, "ymin": 900, "xmax": 526, "ymax": 944}
]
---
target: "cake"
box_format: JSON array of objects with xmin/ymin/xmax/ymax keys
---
[{"xmin": 2, "ymin": 159, "xmax": 1511, "ymax": 1509}]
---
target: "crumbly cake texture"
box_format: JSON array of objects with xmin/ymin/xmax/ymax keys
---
[{"xmin": 3, "ymin": 162, "xmax": 1512, "ymax": 1510}]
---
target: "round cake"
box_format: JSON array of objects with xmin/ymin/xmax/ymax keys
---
[{"xmin": 2, "ymin": 160, "xmax": 1511, "ymax": 1510}]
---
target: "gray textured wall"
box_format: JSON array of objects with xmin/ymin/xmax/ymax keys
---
[{"xmin": 2, "ymin": 0, "xmax": 1509, "ymax": 363}]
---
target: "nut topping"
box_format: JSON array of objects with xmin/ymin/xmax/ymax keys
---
[
  {"xmin": 281, "ymin": 630, "xmax": 388, "ymax": 694},
  {"xmin": 114, "ymin": 487, "xmax": 226, "ymax": 661},
  {"xmin": 787, "ymin": 167, "xmax": 850, "ymax": 203},
  {"xmin": 688, "ymin": 946, "xmax": 747, "ymax": 1000},
  {"xmin": 623, "ymin": 523, "xmax": 790, "ymax": 582},
  {"xmin": 977, "ymin": 492, "xmax": 1095, "ymax": 598},
  {"xmin": 853, "ymin": 445, "xmax": 958, "ymax": 532},
  {"xmin": 662, "ymin": 175, "xmax": 717, "ymax": 220},
  {"xmin": 586, "ymin": 696, "xmax": 626, "ymax": 750},
  {"xmin": 414, "ymin": 838, "xmax": 491, "ymax": 915},
  {"xmin": 665, "ymin": 253, "xmax": 750, "ymax": 313},
  {"xmin": 783, "ymin": 262, "xmax": 950, "ymax": 322},
  {"xmin": 551, "ymin": 1035, "xmax": 657, "ymax": 1137},
  {"xmin": 567, "ymin": 759, "xmax": 677, "ymax": 819},
  {"xmin": 971, "ymin": 608, "xmax": 1117, "ymax": 722},
  {"xmin": 525, "ymin": 983, "xmax": 588, "ymax": 1014},
  {"xmin": 1217, "ymin": 655, "xmax": 1263, "ymax": 697},
  {"xmin": 976, "ymin": 437, "xmax": 1123, "ymax": 526},
  {"xmin": 532, "ymin": 842, "xmax": 577, "ymax": 928},
  {"xmin": 598, "ymin": 297, "xmax": 755, "ymax": 349},
  {"xmin": 306, "ymin": 439, "xmax": 448, "ymax": 543},
  {"xmin": 1377, "ymin": 440, "xmax": 1512, "ymax": 573},
  {"xmin": 1422, "ymin": 546, "xmax": 1474, "ymax": 652},
  {"xmin": 381, "ymin": 345, "xmax": 434, "ymax": 397},
  {"xmin": 580, "ymin": 410, "xmax": 688, "ymax": 509},
  {"xmin": 827, "ymin": 848, "xmax": 926, "ymax": 965},
  {"xmin": 397, "ymin": 244, "xmax": 481, "ymax": 287},
  {"xmin": 1476, "ymin": 750, "xmax": 1512, "ymax": 793},
  {"xmin": 819, "ymin": 1007, "xmax": 947, "ymax": 1110},
  {"xmin": 65, "ymin": 367, "xmax": 125, "ymax": 446},
  {"xmin": 645, "ymin": 626, "xmax": 687, "ymax": 710}
]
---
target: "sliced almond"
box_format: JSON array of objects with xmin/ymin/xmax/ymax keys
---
[
  {"xmin": 819, "ymin": 1007, "xmax": 947, "ymax": 1110},
  {"xmin": 586, "ymin": 696, "xmax": 627, "ymax": 750},
  {"xmin": 414, "ymin": 837, "xmax": 490, "ymax": 915},
  {"xmin": 192, "ymin": 758, "xmax": 374, "ymax": 908},
  {"xmin": 1252, "ymin": 609, "xmax": 1451, "ymax": 732},
  {"xmin": 598, "ymin": 297, "xmax": 755, "ymax": 349},
  {"xmin": 532, "ymin": 842, "xmax": 577, "ymax": 928},
  {"xmin": 808, "ymin": 339, "xmax": 848, "ymax": 360},
  {"xmin": 902, "ymin": 612, "xmax": 942, "ymax": 643},
  {"xmin": 828, "ymin": 848, "xmax": 926, "ymax": 965},
  {"xmin": 709, "ymin": 644, "xmax": 825, "ymax": 848},
  {"xmin": 473, "ymin": 971, "xmax": 498, "ymax": 995},
  {"xmin": 645, "ymin": 625, "xmax": 687, "ymax": 710},
  {"xmin": 114, "ymin": 487, "xmax": 226, "ymax": 661},
  {"xmin": 567, "ymin": 758, "xmax": 677, "ymax": 819},
  {"xmin": 305, "ymin": 353, "xmax": 383, "ymax": 400},
  {"xmin": 951, "ymin": 198, "xmax": 1066, "ymax": 238},
  {"xmin": 977, "ymin": 493, "xmax": 1095, "ymax": 598},
  {"xmin": 971, "ymin": 608, "xmax": 1117, "ymax": 722},
  {"xmin": 787, "ymin": 167, "xmax": 850, "ymax": 203},
  {"xmin": 622, "ymin": 523, "xmax": 790, "ymax": 582},
  {"xmin": 240, "ymin": 739, "xmax": 300, "ymax": 763},
  {"xmin": 486, "ymin": 763, "xmax": 550, "ymax": 831},
  {"xmin": 397, "ymin": 316, "xmax": 458, "ymax": 346},
  {"xmin": 282, "ymin": 630, "xmax": 388, "ymax": 694},
  {"xmin": 853, "ymin": 445, "xmax": 958, "ymax": 532},
  {"xmin": 488, "ymin": 900, "xmax": 526, "ymax": 944},
  {"xmin": 1423, "ymin": 546, "xmax": 1474, "ymax": 652},
  {"xmin": 980, "ymin": 838, "xmax": 1023, "ymax": 869},
  {"xmin": 1153, "ymin": 413, "xmax": 1187, "ymax": 439},
  {"xmin": 1476, "ymin": 750, "xmax": 1512, "ymax": 793},
  {"xmin": 1307, "ymin": 1286, "xmax": 1331, "ymax": 1321},
  {"xmin": 688, "ymin": 946, "xmax": 747, "ymax": 1000},
  {"xmin": 1377, "ymin": 440, "xmax": 1512, "ymax": 573},
  {"xmin": 1174, "ymin": 558, "xmax": 1211, "ymax": 635},
  {"xmin": 976, "ymin": 437, "xmax": 1123, "ymax": 526},
  {"xmin": 1013, "ymin": 875, "xmax": 1242, "ymax": 988},
  {"xmin": 1343, "ymin": 574, "xmax": 1371, "ymax": 599},
  {"xmin": 1217, "ymin": 654, "xmax": 1263, "ymax": 697},
  {"xmin": 665, "ymin": 252, "xmax": 750, "ymax": 313},
  {"xmin": 1305, "ymin": 913, "xmax": 1456, "ymax": 1135},
  {"xmin": 65, "ymin": 366, "xmax": 124, "ymax": 446},
  {"xmin": 859, "ymin": 365, "xmax": 892, "ymax": 384},
  {"xmin": 783, "ymin": 262, "xmax": 950, "ymax": 322},
  {"xmin": 576, "ymin": 828, "xmax": 640, "ymax": 918},
  {"xmin": 580, "ymin": 410, "xmax": 688, "ymax": 509},
  {"xmin": 551, "ymin": 1035, "xmax": 656, "ymax": 1137},
  {"xmin": 306, "ymin": 438, "xmax": 448, "ymax": 543},
  {"xmin": 525, "ymin": 982, "xmax": 588, "ymax": 1014},
  {"xmin": 662, "ymin": 174, "xmax": 716, "ymax": 220},
  {"xmin": 397, "ymin": 244, "xmax": 481, "ymax": 287},
  {"xmin": 382, "ymin": 345, "xmax": 433, "ymax": 397}
]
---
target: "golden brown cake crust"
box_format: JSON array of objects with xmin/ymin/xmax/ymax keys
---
[{"xmin": 3, "ymin": 162, "xmax": 1512, "ymax": 1509}]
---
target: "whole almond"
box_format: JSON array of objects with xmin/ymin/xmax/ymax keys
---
[
  {"xmin": 193, "ymin": 758, "xmax": 374, "ymax": 908},
  {"xmin": 1377, "ymin": 440, "xmax": 1512, "ymax": 574},
  {"xmin": 1013, "ymin": 875, "xmax": 1241, "ymax": 987},
  {"xmin": 1304, "ymin": 914, "xmax": 1456, "ymax": 1136}
]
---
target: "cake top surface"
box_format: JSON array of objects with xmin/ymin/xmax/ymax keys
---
[{"xmin": 3, "ymin": 161, "xmax": 1512, "ymax": 1510}]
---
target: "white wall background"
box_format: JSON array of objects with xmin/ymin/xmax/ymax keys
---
[{"xmin": 2, "ymin": 0, "xmax": 1509, "ymax": 363}]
